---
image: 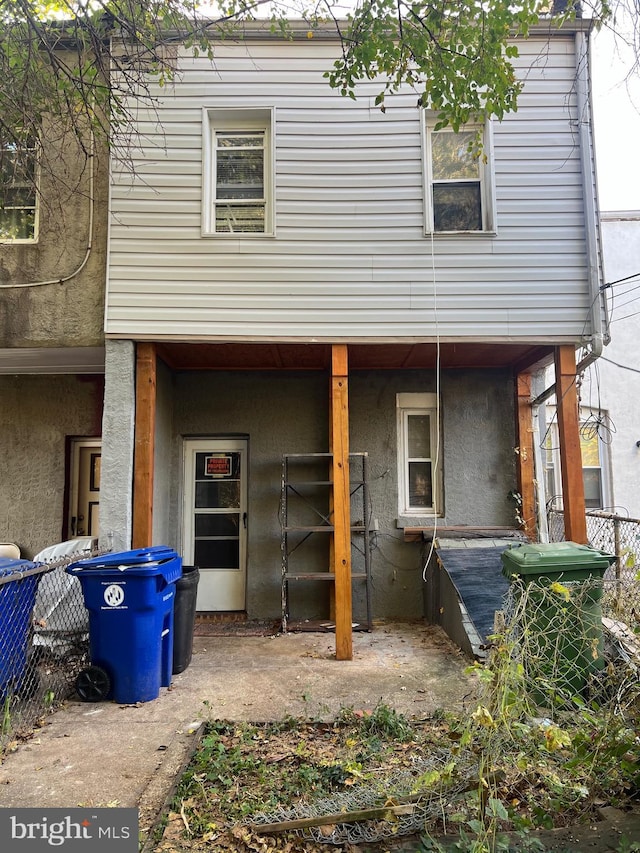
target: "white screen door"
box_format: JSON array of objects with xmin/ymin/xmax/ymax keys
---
[{"xmin": 182, "ymin": 438, "xmax": 247, "ymax": 611}]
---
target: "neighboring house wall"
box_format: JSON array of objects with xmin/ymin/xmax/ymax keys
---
[
  {"xmin": 541, "ymin": 214, "xmax": 640, "ymax": 520},
  {"xmin": 0, "ymin": 137, "xmax": 108, "ymax": 349},
  {"xmin": 0, "ymin": 374, "xmax": 104, "ymax": 558},
  {"xmin": 106, "ymin": 32, "xmax": 595, "ymax": 342},
  {"xmin": 0, "ymin": 129, "xmax": 108, "ymax": 556},
  {"xmin": 582, "ymin": 213, "xmax": 640, "ymax": 517}
]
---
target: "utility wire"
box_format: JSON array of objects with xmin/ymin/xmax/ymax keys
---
[
  {"xmin": 609, "ymin": 295, "xmax": 640, "ymax": 314},
  {"xmin": 608, "ymin": 280, "xmax": 640, "ymax": 299},
  {"xmin": 599, "ymin": 355, "xmax": 640, "ymax": 375},
  {"xmin": 600, "ymin": 271, "xmax": 640, "ymax": 291},
  {"xmin": 609, "ymin": 307, "xmax": 640, "ymax": 324}
]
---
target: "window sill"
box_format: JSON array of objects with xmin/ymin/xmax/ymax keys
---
[
  {"xmin": 423, "ymin": 230, "xmax": 497, "ymax": 238},
  {"xmin": 200, "ymin": 231, "xmax": 276, "ymax": 239}
]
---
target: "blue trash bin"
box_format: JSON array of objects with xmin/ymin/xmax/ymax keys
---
[
  {"xmin": 67, "ymin": 546, "xmax": 182, "ymax": 704},
  {"xmin": 0, "ymin": 558, "xmax": 41, "ymax": 698}
]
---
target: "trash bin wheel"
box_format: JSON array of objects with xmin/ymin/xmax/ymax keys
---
[{"xmin": 75, "ymin": 665, "xmax": 111, "ymax": 702}]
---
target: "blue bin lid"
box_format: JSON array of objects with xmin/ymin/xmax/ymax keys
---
[
  {"xmin": 0, "ymin": 557, "xmax": 38, "ymax": 578},
  {"xmin": 70, "ymin": 546, "xmax": 176, "ymax": 569},
  {"xmin": 67, "ymin": 546, "xmax": 182, "ymax": 584}
]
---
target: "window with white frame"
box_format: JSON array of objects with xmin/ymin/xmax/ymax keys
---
[
  {"xmin": 579, "ymin": 418, "xmax": 608, "ymax": 509},
  {"xmin": 202, "ymin": 108, "xmax": 274, "ymax": 236},
  {"xmin": 0, "ymin": 135, "xmax": 38, "ymax": 241},
  {"xmin": 422, "ymin": 118, "xmax": 494, "ymax": 233},
  {"xmin": 397, "ymin": 393, "xmax": 442, "ymax": 516},
  {"xmin": 543, "ymin": 408, "xmax": 611, "ymax": 511}
]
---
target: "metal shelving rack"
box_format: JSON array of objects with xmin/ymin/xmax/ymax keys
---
[{"xmin": 280, "ymin": 452, "xmax": 372, "ymax": 632}]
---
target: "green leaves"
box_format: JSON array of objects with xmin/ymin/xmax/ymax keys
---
[
  {"xmin": 326, "ymin": 0, "xmax": 581, "ymax": 129},
  {"xmin": 0, "ymin": 0, "xmax": 599, "ymax": 185}
]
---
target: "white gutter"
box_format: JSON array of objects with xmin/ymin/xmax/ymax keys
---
[{"xmin": 575, "ymin": 27, "xmax": 608, "ymax": 370}]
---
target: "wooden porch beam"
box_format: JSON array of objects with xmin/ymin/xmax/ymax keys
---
[
  {"xmin": 554, "ymin": 345, "xmax": 587, "ymax": 544},
  {"xmin": 330, "ymin": 344, "xmax": 353, "ymax": 661},
  {"xmin": 132, "ymin": 342, "xmax": 157, "ymax": 548},
  {"xmin": 515, "ymin": 373, "xmax": 537, "ymax": 540}
]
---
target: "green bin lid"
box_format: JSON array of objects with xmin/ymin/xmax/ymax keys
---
[{"xmin": 501, "ymin": 541, "xmax": 615, "ymax": 576}]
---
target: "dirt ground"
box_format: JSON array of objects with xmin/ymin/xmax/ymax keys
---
[{"xmin": 148, "ymin": 712, "xmax": 640, "ymax": 853}]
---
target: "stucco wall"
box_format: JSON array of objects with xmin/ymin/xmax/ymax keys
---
[
  {"xmin": 98, "ymin": 340, "xmax": 135, "ymax": 553},
  {"xmin": 166, "ymin": 371, "xmax": 329, "ymax": 619},
  {"xmin": 0, "ymin": 135, "xmax": 108, "ymax": 349},
  {"xmin": 0, "ymin": 374, "xmax": 103, "ymax": 557},
  {"xmin": 131, "ymin": 366, "xmax": 517, "ymax": 621},
  {"xmin": 441, "ymin": 370, "xmax": 517, "ymax": 525},
  {"xmin": 349, "ymin": 369, "xmax": 517, "ymax": 619}
]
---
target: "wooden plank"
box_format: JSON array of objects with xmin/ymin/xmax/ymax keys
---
[
  {"xmin": 403, "ymin": 526, "xmax": 523, "ymax": 543},
  {"xmin": 331, "ymin": 344, "xmax": 353, "ymax": 661},
  {"xmin": 515, "ymin": 372, "xmax": 537, "ymax": 540},
  {"xmin": 132, "ymin": 342, "xmax": 156, "ymax": 548},
  {"xmin": 554, "ymin": 345, "xmax": 587, "ymax": 544},
  {"xmin": 602, "ymin": 617, "xmax": 640, "ymax": 663}
]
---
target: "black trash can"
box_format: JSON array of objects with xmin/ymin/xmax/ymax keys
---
[{"xmin": 172, "ymin": 565, "xmax": 199, "ymax": 674}]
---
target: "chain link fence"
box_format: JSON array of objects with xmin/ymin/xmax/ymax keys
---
[
  {"xmin": 0, "ymin": 548, "xmax": 106, "ymax": 754},
  {"xmin": 246, "ymin": 575, "xmax": 639, "ymax": 847},
  {"xmin": 498, "ymin": 576, "xmax": 639, "ymax": 712},
  {"xmin": 548, "ymin": 509, "xmax": 640, "ymax": 626}
]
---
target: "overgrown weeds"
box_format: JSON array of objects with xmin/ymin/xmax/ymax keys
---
[{"xmin": 160, "ymin": 584, "xmax": 639, "ymax": 852}]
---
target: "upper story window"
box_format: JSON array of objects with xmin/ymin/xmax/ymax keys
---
[
  {"xmin": 397, "ymin": 393, "xmax": 443, "ymax": 517},
  {"xmin": 0, "ymin": 135, "xmax": 38, "ymax": 242},
  {"xmin": 202, "ymin": 108, "xmax": 274, "ymax": 236},
  {"xmin": 422, "ymin": 118, "xmax": 495, "ymax": 234}
]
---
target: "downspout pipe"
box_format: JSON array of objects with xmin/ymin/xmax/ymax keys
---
[{"xmin": 575, "ymin": 28, "xmax": 608, "ymax": 369}]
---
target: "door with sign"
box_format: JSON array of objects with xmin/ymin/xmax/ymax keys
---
[{"xmin": 182, "ymin": 438, "xmax": 248, "ymax": 611}]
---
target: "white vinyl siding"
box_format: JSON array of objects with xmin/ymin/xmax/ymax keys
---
[{"xmin": 107, "ymin": 33, "xmax": 596, "ymax": 341}]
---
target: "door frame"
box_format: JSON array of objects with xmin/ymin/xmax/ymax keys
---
[
  {"xmin": 181, "ymin": 436, "xmax": 249, "ymax": 612},
  {"xmin": 66, "ymin": 437, "xmax": 102, "ymax": 540}
]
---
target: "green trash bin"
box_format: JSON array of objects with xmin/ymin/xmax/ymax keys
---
[{"xmin": 501, "ymin": 542, "xmax": 616, "ymax": 702}]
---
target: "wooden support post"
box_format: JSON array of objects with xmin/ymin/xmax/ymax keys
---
[
  {"xmin": 515, "ymin": 373, "xmax": 537, "ymax": 540},
  {"xmin": 132, "ymin": 342, "xmax": 156, "ymax": 548},
  {"xmin": 554, "ymin": 346, "xmax": 587, "ymax": 544},
  {"xmin": 330, "ymin": 344, "xmax": 353, "ymax": 661}
]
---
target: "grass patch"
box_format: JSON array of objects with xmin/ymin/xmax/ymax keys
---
[
  {"xmin": 154, "ymin": 688, "xmax": 639, "ymax": 853},
  {"xmin": 156, "ymin": 585, "xmax": 640, "ymax": 853}
]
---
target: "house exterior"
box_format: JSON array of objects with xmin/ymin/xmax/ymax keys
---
[
  {"xmin": 0, "ymin": 120, "xmax": 108, "ymax": 558},
  {"xmin": 0, "ymin": 18, "xmax": 605, "ymax": 659},
  {"xmin": 94, "ymin": 20, "xmax": 607, "ymax": 657}
]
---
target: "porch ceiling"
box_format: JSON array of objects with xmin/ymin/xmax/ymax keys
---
[{"xmin": 155, "ymin": 342, "xmax": 554, "ymax": 373}]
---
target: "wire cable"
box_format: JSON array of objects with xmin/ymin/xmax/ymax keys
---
[
  {"xmin": 599, "ymin": 355, "xmax": 640, "ymax": 375},
  {"xmin": 422, "ymin": 226, "xmax": 440, "ymax": 581}
]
